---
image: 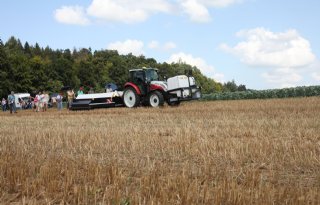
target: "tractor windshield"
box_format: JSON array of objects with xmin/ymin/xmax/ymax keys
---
[{"xmin": 145, "ymin": 69, "xmax": 159, "ymax": 82}]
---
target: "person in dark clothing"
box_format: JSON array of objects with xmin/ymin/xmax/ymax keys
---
[{"xmin": 1, "ymin": 98, "xmax": 6, "ymax": 112}]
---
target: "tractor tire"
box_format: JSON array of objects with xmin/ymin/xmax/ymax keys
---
[
  {"xmin": 148, "ymin": 91, "xmax": 164, "ymax": 107},
  {"xmin": 123, "ymin": 87, "xmax": 140, "ymax": 108}
]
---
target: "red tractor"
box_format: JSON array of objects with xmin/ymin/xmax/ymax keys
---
[{"xmin": 122, "ymin": 68, "xmax": 201, "ymax": 108}]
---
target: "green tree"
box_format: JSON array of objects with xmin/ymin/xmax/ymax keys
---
[
  {"xmin": 76, "ymin": 60, "xmax": 97, "ymax": 88},
  {"xmin": 223, "ymin": 80, "xmax": 238, "ymax": 92},
  {"xmin": 32, "ymin": 43, "xmax": 42, "ymax": 56},
  {"xmin": 29, "ymin": 56, "xmax": 47, "ymax": 91},
  {"xmin": 24, "ymin": 42, "xmax": 31, "ymax": 57},
  {"xmin": 51, "ymin": 57, "xmax": 78, "ymax": 87},
  {"xmin": 107, "ymin": 55, "xmax": 129, "ymax": 88},
  {"xmin": 238, "ymin": 84, "xmax": 247, "ymax": 91},
  {"xmin": 5, "ymin": 36, "xmax": 23, "ymax": 52},
  {"xmin": 0, "ymin": 38, "xmax": 11, "ymax": 97},
  {"xmin": 92, "ymin": 57, "xmax": 113, "ymax": 88},
  {"xmin": 46, "ymin": 80, "xmax": 64, "ymax": 93}
]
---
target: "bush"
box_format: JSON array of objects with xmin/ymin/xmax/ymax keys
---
[{"xmin": 202, "ymin": 85, "xmax": 320, "ymax": 101}]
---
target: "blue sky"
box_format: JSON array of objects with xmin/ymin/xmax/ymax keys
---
[{"xmin": 1, "ymin": 0, "xmax": 320, "ymax": 89}]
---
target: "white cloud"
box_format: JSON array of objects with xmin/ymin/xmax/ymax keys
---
[
  {"xmin": 312, "ymin": 72, "xmax": 320, "ymax": 81},
  {"xmin": 221, "ymin": 27, "xmax": 317, "ymax": 87},
  {"xmin": 199, "ymin": 0, "xmax": 243, "ymax": 8},
  {"xmin": 167, "ymin": 52, "xmax": 224, "ymax": 81},
  {"xmin": 310, "ymin": 61, "xmax": 320, "ymax": 81},
  {"xmin": 212, "ymin": 73, "xmax": 225, "ymax": 83},
  {"xmin": 87, "ymin": 0, "xmax": 172, "ymax": 23},
  {"xmin": 55, "ymin": 0, "xmax": 244, "ymax": 25},
  {"xmin": 107, "ymin": 40, "xmax": 144, "ymax": 56},
  {"xmin": 54, "ymin": 6, "xmax": 90, "ymax": 25},
  {"xmin": 106, "ymin": 39, "xmax": 177, "ymax": 56},
  {"xmin": 180, "ymin": 0, "xmax": 211, "ymax": 23},
  {"xmin": 262, "ymin": 68, "xmax": 302, "ymax": 88},
  {"xmin": 148, "ymin": 41, "xmax": 177, "ymax": 51},
  {"xmin": 167, "ymin": 52, "xmax": 214, "ymax": 74},
  {"xmin": 163, "ymin": 42, "xmax": 177, "ymax": 50},
  {"xmin": 148, "ymin": 41, "xmax": 160, "ymax": 49},
  {"xmin": 221, "ymin": 28, "xmax": 315, "ymax": 68},
  {"xmin": 178, "ymin": 0, "xmax": 242, "ymax": 23}
]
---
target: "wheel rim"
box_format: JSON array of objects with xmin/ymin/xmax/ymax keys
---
[
  {"xmin": 149, "ymin": 94, "xmax": 160, "ymax": 107},
  {"xmin": 124, "ymin": 89, "xmax": 136, "ymax": 107}
]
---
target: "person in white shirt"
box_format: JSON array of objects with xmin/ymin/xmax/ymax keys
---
[
  {"xmin": 56, "ymin": 93, "xmax": 63, "ymax": 111},
  {"xmin": 42, "ymin": 92, "xmax": 50, "ymax": 111},
  {"xmin": 39, "ymin": 92, "xmax": 45, "ymax": 111},
  {"xmin": 35, "ymin": 92, "xmax": 42, "ymax": 112}
]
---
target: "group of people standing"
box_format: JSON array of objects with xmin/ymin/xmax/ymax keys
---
[
  {"xmin": 55, "ymin": 87, "xmax": 84, "ymax": 111},
  {"xmin": 2, "ymin": 91, "xmax": 50, "ymax": 114},
  {"xmin": 1, "ymin": 87, "xmax": 87, "ymax": 113},
  {"xmin": 55, "ymin": 89, "xmax": 74, "ymax": 111},
  {"xmin": 33, "ymin": 91, "xmax": 50, "ymax": 112}
]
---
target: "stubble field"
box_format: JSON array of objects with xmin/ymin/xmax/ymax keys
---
[{"xmin": 0, "ymin": 98, "xmax": 319, "ymax": 204}]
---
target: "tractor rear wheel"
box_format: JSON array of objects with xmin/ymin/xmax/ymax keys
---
[
  {"xmin": 148, "ymin": 91, "xmax": 164, "ymax": 107},
  {"xmin": 123, "ymin": 87, "xmax": 140, "ymax": 108}
]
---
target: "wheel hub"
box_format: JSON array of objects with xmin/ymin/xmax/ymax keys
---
[
  {"xmin": 150, "ymin": 94, "xmax": 159, "ymax": 107},
  {"xmin": 124, "ymin": 90, "xmax": 136, "ymax": 107}
]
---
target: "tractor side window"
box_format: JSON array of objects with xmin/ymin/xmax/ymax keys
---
[{"xmin": 134, "ymin": 71, "xmax": 145, "ymax": 83}]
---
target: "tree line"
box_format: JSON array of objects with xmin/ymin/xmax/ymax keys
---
[
  {"xmin": 0, "ymin": 36, "xmax": 247, "ymax": 98},
  {"xmin": 202, "ymin": 86, "xmax": 320, "ymax": 101}
]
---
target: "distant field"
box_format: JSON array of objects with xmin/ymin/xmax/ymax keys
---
[{"xmin": 0, "ymin": 98, "xmax": 319, "ymax": 204}]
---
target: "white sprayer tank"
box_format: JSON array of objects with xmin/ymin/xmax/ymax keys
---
[{"xmin": 167, "ymin": 75, "xmax": 196, "ymax": 98}]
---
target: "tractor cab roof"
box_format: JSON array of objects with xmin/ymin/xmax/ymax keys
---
[{"xmin": 129, "ymin": 67, "xmax": 158, "ymax": 72}]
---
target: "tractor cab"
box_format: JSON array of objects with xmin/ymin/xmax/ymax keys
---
[
  {"xmin": 128, "ymin": 68, "xmax": 161, "ymax": 95},
  {"xmin": 129, "ymin": 68, "xmax": 159, "ymax": 82}
]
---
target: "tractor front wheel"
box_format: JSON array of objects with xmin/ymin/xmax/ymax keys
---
[
  {"xmin": 123, "ymin": 87, "xmax": 140, "ymax": 108},
  {"xmin": 148, "ymin": 91, "xmax": 164, "ymax": 107}
]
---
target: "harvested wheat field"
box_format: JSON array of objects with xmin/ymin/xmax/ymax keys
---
[{"xmin": 0, "ymin": 97, "xmax": 320, "ymax": 204}]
